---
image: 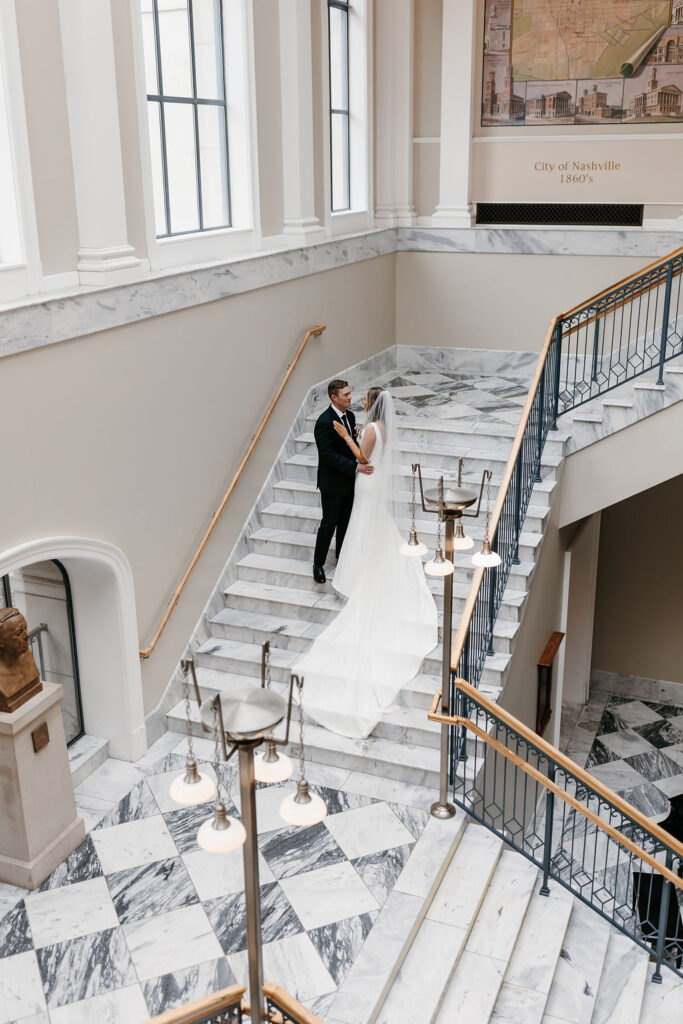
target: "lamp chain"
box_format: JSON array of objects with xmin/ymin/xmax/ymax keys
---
[
  {"xmin": 182, "ymin": 663, "xmax": 195, "ymax": 763},
  {"xmin": 212, "ymin": 700, "xmax": 226, "ymax": 804},
  {"xmin": 410, "ymin": 465, "xmax": 417, "ymax": 534},
  {"xmin": 436, "ymin": 476, "xmax": 444, "ymax": 550},
  {"xmin": 484, "ymin": 471, "xmax": 492, "ymax": 536},
  {"xmin": 264, "ymin": 643, "xmax": 271, "ymax": 689}
]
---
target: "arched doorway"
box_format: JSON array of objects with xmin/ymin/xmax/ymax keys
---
[
  {"xmin": 0, "ymin": 537, "xmax": 146, "ymax": 761},
  {"xmin": 1, "ymin": 559, "xmax": 84, "ymax": 744}
]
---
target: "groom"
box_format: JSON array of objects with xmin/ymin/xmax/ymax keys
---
[{"xmin": 312, "ymin": 379, "xmax": 373, "ymax": 583}]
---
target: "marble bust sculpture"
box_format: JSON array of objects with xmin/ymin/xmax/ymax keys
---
[{"xmin": 0, "ymin": 607, "xmax": 42, "ymax": 713}]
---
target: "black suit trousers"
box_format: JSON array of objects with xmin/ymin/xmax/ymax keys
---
[{"xmin": 314, "ymin": 489, "xmax": 355, "ymax": 566}]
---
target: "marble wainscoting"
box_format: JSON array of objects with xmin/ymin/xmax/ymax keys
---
[
  {"xmin": 2, "ymin": 224, "xmax": 682, "ymax": 360},
  {"xmin": 0, "ymin": 729, "xmax": 445, "ymax": 1024}
]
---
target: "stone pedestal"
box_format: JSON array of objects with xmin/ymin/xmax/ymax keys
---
[{"xmin": 0, "ymin": 682, "xmax": 85, "ymax": 889}]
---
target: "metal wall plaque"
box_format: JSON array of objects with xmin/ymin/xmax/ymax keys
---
[{"xmin": 31, "ymin": 721, "xmax": 50, "ymax": 753}]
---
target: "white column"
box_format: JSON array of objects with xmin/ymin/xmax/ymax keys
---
[
  {"xmin": 278, "ymin": 0, "xmax": 324, "ymax": 242},
  {"xmin": 58, "ymin": 0, "xmax": 142, "ymax": 284},
  {"xmin": 374, "ymin": 0, "xmax": 415, "ymax": 227},
  {"xmin": 432, "ymin": 0, "xmax": 476, "ymax": 227}
]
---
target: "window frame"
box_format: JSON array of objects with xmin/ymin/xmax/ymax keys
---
[
  {"xmin": 131, "ymin": 0, "xmax": 257, "ymax": 271},
  {"xmin": 328, "ymin": 0, "xmax": 350, "ymax": 213},
  {"xmin": 321, "ymin": 0, "xmax": 372, "ymax": 235},
  {"xmin": 0, "ymin": 0, "xmax": 42, "ymax": 303}
]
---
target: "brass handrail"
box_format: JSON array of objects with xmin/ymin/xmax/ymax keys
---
[
  {"xmin": 139, "ymin": 324, "xmax": 326, "ymax": 659},
  {"xmin": 429, "ymin": 680, "xmax": 683, "ymax": 885},
  {"xmin": 263, "ymin": 982, "xmax": 324, "ymax": 1023},
  {"xmin": 145, "ymin": 984, "xmax": 246, "ymax": 1023},
  {"xmin": 449, "ymin": 244, "xmax": 683, "ymax": 674}
]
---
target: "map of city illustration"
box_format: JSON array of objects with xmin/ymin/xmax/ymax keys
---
[
  {"xmin": 511, "ymin": 0, "xmax": 671, "ymax": 81},
  {"xmin": 482, "ymin": 0, "xmax": 683, "ymax": 125}
]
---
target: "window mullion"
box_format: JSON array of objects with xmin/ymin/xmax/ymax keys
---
[
  {"xmin": 187, "ymin": 0, "xmax": 203, "ymax": 231},
  {"xmin": 151, "ymin": 0, "xmax": 172, "ymax": 236}
]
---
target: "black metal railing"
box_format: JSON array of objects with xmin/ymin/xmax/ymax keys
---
[
  {"xmin": 447, "ymin": 683, "xmax": 683, "ymax": 982},
  {"xmin": 451, "ymin": 245, "xmax": 683, "ymax": 720},
  {"xmin": 263, "ymin": 982, "xmax": 323, "ymax": 1024}
]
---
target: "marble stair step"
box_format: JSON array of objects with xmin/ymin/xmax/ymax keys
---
[
  {"xmin": 284, "ymin": 448, "xmax": 561, "ymax": 485},
  {"xmin": 260, "ymin": 499, "xmax": 549, "ymax": 538},
  {"xmin": 273, "ymin": 471, "xmax": 557, "ymax": 509},
  {"xmin": 638, "ymin": 958, "xmax": 683, "ymax": 1023},
  {"xmin": 221, "ymin": 579, "xmax": 524, "ymax": 642},
  {"xmin": 601, "ymin": 397, "xmax": 634, "ymax": 409},
  {"xmin": 434, "ymin": 849, "xmax": 539, "ymax": 1024},
  {"xmin": 376, "ymin": 823, "xmax": 504, "ymax": 1024},
  {"xmin": 248, "ymin": 524, "xmax": 541, "ymax": 570},
  {"xmin": 633, "ymin": 381, "xmax": 666, "ymax": 391},
  {"xmin": 490, "ymin": 882, "xmax": 574, "ymax": 1024},
  {"xmin": 235, "ymin": 551, "xmax": 533, "ymax": 607},
  {"xmin": 591, "ymin": 930, "xmax": 649, "ymax": 1024},
  {"xmin": 570, "ymin": 410, "xmax": 604, "ymax": 424},
  {"xmin": 542, "ymin": 899, "xmax": 612, "ymax": 1024}
]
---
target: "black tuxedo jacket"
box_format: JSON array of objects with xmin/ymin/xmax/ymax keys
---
[{"xmin": 314, "ymin": 406, "xmax": 357, "ymax": 496}]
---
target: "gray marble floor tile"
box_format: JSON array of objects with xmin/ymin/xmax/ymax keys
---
[
  {"xmin": 0, "ymin": 951, "xmax": 46, "ymax": 1024},
  {"xmin": 618, "ymin": 782, "xmax": 672, "ymax": 820},
  {"xmin": 181, "ymin": 846, "xmax": 274, "ymax": 902},
  {"xmin": 74, "ymin": 793, "xmax": 116, "ymax": 831},
  {"xmin": 623, "ymin": 748, "xmax": 683, "ymax": 783},
  {"xmin": 25, "ymin": 876, "xmax": 118, "ymax": 949},
  {"xmin": 585, "ymin": 738, "xmax": 620, "ymax": 769},
  {"xmin": 308, "ymin": 911, "xmax": 378, "ymax": 985},
  {"xmin": 386, "ymin": 803, "xmax": 430, "ymax": 840},
  {"xmin": 635, "ymin": 719, "xmax": 683, "ymax": 749},
  {"xmin": 258, "ymin": 822, "xmax": 346, "ymax": 880},
  {"xmin": 95, "ymin": 780, "xmax": 159, "ymax": 829},
  {"xmin": 48, "ymin": 983, "xmax": 150, "ymax": 1024},
  {"xmin": 280, "ymin": 861, "xmax": 378, "ymax": 931},
  {"xmin": 37, "ymin": 836, "xmax": 102, "ymax": 892},
  {"xmin": 142, "ymin": 957, "xmax": 236, "ymax": 1017},
  {"xmin": 107, "ymin": 856, "xmax": 198, "ymax": 924},
  {"xmin": 0, "ymin": 900, "xmax": 32, "ymax": 960},
  {"xmin": 91, "ymin": 815, "xmax": 178, "ymax": 875},
  {"xmin": 0, "ymin": 882, "xmax": 27, "ymax": 922},
  {"xmin": 135, "ymin": 731, "xmax": 185, "ymax": 769},
  {"xmin": 163, "ymin": 801, "xmax": 230, "ymax": 855},
  {"xmin": 324, "ymin": 803, "xmax": 415, "ymax": 860},
  {"xmin": 351, "ymin": 844, "xmax": 414, "ymax": 906},
  {"xmin": 123, "ymin": 904, "xmax": 223, "ymax": 982},
  {"xmin": 74, "ymin": 759, "xmax": 149, "ymax": 804},
  {"xmin": 610, "ymin": 700, "xmax": 663, "ymax": 730},
  {"xmin": 598, "ymin": 728, "xmax": 652, "ymax": 759},
  {"xmin": 652, "ymin": 772, "xmax": 683, "ymax": 798},
  {"xmin": 205, "ymin": 881, "xmax": 303, "ymax": 954},
  {"xmin": 228, "ymin": 932, "xmax": 336, "ymax": 1004},
  {"xmin": 313, "ymin": 785, "xmax": 376, "ymax": 816},
  {"xmin": 35, "ymin": 927, "xmax": 135, "ymax": 1008},
  {"xmin": 586, "ymin": 759, "xmax": 644, "ymax": 792}
]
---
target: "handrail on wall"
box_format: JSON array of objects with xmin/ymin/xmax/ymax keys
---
[
  {"xmin": 139, "ymin": 324, "xmax": 326, "ymax": 660},
  {"xmin": 449, "ymin": 243, "xmax": 683, "ymax": 676}
]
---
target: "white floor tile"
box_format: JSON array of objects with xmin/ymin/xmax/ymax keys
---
[
  {"xmin": 24, "ymin": 877, "xmax": 117, "ymax": 948},
  {"xmin": 0, "ymin": 951, "xmax": 47, "ymax": 1024},
  {"xmin": 182, "ymin": 846, "xmax": 274, "ymax": 902},
  {"xmin": 324, "ymin": 803, "xmax": 414, "ymax": 859},
  {"xmin": 91, "ymin": 815, "xmax": 178, "ymax": 874},
  {"xmin": 48, "ymin": 983, "xmax": 150, "ymax": 1024},
  {"xmin": 123, "ymin": 904, "xmax": 223, "ymax": 982},
  {"xmin": 229, "ymin": 932, "xmax": 336, "ymax": 1004},
  {"xmin": 280, "ymin": 861, "xmax": 378, "ymax": 930}
]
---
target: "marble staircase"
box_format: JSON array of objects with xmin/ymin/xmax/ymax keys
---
[
  {"xmin": 331, "ymin": 815, "xmax": 682, "ymax": 1024},
  {"xmin": 164, "ymin": 349, "xmax": 562, "ymax": 788}
]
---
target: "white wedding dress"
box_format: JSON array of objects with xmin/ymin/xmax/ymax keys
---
[{"xmin": 295, "ymin": 393, "xmax": 438, "ymax": 739}]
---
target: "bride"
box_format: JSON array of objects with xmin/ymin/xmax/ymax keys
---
[{"xmin": 295, "ymin": 387, "xmax": 438, "ymax": 739}]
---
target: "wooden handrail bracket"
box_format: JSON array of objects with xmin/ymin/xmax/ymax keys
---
[
  {"xmin": 139, "ymin": 325, "xmax": 326, "ymax": 659},
  {"xmin": 144, "ymin": 985, "xmax": 246, "ymax": 1024}
]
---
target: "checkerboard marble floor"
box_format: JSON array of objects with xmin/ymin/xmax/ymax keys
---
[
  {"xmin": 563, "ymin": 673, "xmax": 683, "ymax": 822},
  {"xmin": 0, "ymin": 735, "xmax": 435, "ymax": 1024}
]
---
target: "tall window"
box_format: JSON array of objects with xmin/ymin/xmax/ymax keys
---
[
  {"xmin": 328, "ymin": 0, "xmax": 350, "ymax": 212},
  {"xmin": 141, "ymin": 0, "xmax": 231, "ymax": 238},
  {"xmin": 0, "ymin": 26, "xmax": 23, "ymax": 267}
]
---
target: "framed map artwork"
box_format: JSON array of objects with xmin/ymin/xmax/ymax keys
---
[{"xmin": 481, "ymin": 0, "xmax": 683, "ymax": 125}]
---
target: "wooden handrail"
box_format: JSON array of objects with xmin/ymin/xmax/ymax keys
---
[
  {"xmin": 429, "ymin": 680, "xmax": 683, "ymax": 876},
  {"xmin": 450, "ymin": 244, "xmax": 683, "ymax": 674},
  {"xmin": 263, "ymin": 982, "xmax": 324, "ymax": 1024},
  {"xmin": 144, "ymin": 985, "xmax": 246, "ymax": 1023},
  {"xmin": 139, "ymin": 324, "xmax": 326, "ymax": 659}
]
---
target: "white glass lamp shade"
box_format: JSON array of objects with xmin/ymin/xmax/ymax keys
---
[
  {"xmin": 197, "ymin": 803, "xmax": 246, "ymax": 853},
  {"xmin": 254, "ymin": 746, "xmax": 294, "ymax": 784},
  {"xmin": 400, "ymin": 529, "xmax": 428, "ymax": 558},
  {"xmin": 425, "ymin": 549, "xmax": 454, "ymax": 577},
  {"xmin": 452, "ymin": 522, "xmax": 474, "ymax": 551},
  {"xmin": 169, "ymin": 759, "xmax": 216, "ymax": 806},
  {"xmin": 472, "ymin": 537, "xmax": 502, "ymax": 568},
  {"xmin": 280, "ymin": 779, "xmax": 327, "ymax": 826}
]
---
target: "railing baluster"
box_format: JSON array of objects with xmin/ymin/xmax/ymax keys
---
[
  {"xmin": 657, "ymin": 262, "xmax": 674, "ymax": 385},
  {"xmin": 540, "ymin": 763, "xmax": 555, "ymax": 896},
  {"xmin": 652, "ymin": 851, "xmax": 674, "ymax": 983}
]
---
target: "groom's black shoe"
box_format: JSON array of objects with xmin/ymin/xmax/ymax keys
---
[{"xmin": 313, "ymin": 564, "xmax": 326, "ymax": 584}]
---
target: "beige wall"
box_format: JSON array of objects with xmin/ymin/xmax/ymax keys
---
[
  {"xmin": 0, "ymin": 255, "xmax": 396, "ymax": 711},
  {"xmin": 15, "ymin": 0, "xmax": 79, "ymax": 276},
  {"xmin": 395, "ymin": 252, "xmax": 652, "ymax": 351},
  {"xmin": 592, "ymin": 474, "xmax": 683, "ymax": 685},
  {"xmin": 412, "ymin": 0, "xmax": 441, "ymax": 216},
  {"xmin": 252, "ymin": 0, "xmax": 285, "ymax": 238}
]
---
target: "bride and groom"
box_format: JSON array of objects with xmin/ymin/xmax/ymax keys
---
[{"xmin": 296, "ymin": 379, "xmax": 438, "ymax": 740}]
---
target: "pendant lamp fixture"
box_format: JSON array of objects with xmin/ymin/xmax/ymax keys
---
[
  {"xmin": 169, "ymin": 659, "xmax": 217, "ymax": 807},
  {"xmin": 279, "ymin": 677, "xmax": 327, "ymax": 826},
  {"xmin": 254, "ymin": 642, "xmax": 294, "ymax": 784},
  {"xmin": 472, "ymin": 470, "xmax": 502, "ymax": 568},
  {"xmin": 400, "ymin": 464, "xmax": 428, "ymax": 557},
  {"xmin": 425, "ymin": 476, "xmax": 454, "ymax": 577},
  {"xmin": 197, "ymin": 699, "xmax": 246, "ymax": 852}
]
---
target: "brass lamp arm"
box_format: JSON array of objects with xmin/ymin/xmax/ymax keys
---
[{"xmin": 461, "ymin": 469, "xmax": 493, "ymax": 519}]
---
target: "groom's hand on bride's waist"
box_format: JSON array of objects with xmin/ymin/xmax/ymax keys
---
[{"xmin": 358, "ymin": 464, "xmax": 374, "ymax": 475}]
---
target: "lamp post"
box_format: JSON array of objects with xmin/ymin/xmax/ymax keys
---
[{"xmin": 411, "ymin": 460, "xmax": 493, "ymax": 820}]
